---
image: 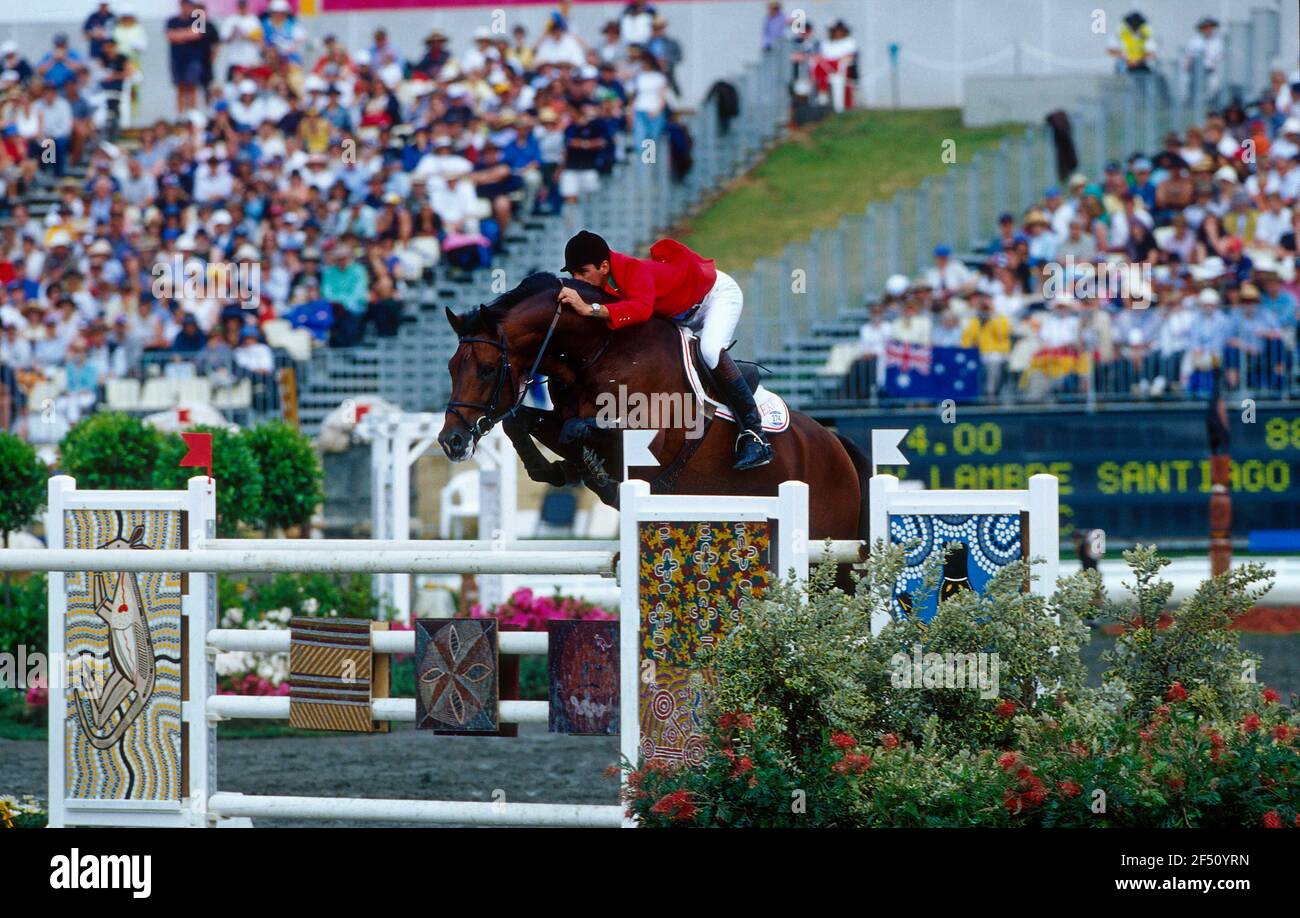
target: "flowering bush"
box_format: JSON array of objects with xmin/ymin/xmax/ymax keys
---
[
  {"xmin": 0, "ymin": 795, "xmax": 47, "ymax": 829},
  {"xmin": 467, "ymin": 587, "xmax": 615, "ymax": 630},
  {"xmin": 626, "ymin": 544, "xmax": 1300, "ymax": 827}
]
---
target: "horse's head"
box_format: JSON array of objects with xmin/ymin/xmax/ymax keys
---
[{"xmin": 440, "ymin": 305, "xmax": 516, "ymax": 461}]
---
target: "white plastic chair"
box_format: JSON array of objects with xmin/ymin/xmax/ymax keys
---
[
  {"xmin": 438, "ymin": 470, "xmax": 480, "ymax": 540},
  {"xmin": 104, "ymin": 378, "xmax": 141, "ymax": 410}
]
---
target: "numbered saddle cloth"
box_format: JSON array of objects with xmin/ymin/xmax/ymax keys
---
[{"xmin": 676, "ymin": 326, "xmax": 790, "ymax": 433}]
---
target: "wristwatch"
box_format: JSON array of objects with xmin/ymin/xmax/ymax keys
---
[{"xmin": 592, "ymin": 303, "xmax": 605, "ymax": 318}]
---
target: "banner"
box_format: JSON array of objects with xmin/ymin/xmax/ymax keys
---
[{"xmin": 884, "ymin": 343, "xmax": 981, "ymax": 402}]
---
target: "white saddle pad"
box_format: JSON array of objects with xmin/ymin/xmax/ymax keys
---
[{"xmin": 677, "ymin": 327, "xmax": 790, "ymax": 433}]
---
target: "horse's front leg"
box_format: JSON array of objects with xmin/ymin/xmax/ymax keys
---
[{"xmin": 501, "ymin": 409, "xmax": 582, "ymax": 488}]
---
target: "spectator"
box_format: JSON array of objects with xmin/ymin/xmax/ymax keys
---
[
  {"xmin": 218, "ymin": 0, "xmax": 264, "ymax": 81},
  {"xmin": 1109, "ymin": 10, "xmax": 1156, "ymax": 75},
  {"xmin": 1183, "ymin": 16, "xmax": 1223, "ymax": 101},
  {"xmin": 1225, "ymin": 281, "xmax": 1285, "ymax": 389},
  {"xmin": 84, "ymin": 2, "xmax": 117, "ymax": 61},
  {"xmin": 322, "ymin": 241, "xmax": 369, "ymax": 346},
  {"xmin": 561, "ymin": 101, "xmax": 608, "ymax": 204},
  {"xmin": 1187, "ymin": 286, "xmax": 1231, "ymax": 396},
  {"xmin": 924, "ymin": 245, "xmax": 975, "ymax": 298},
  {"xmin": 647, "ymin": 16, "xmax": 683, "ymax": 94},
  {"xmin": 36, "ymin": 33, "xmax": 87, "ymax": 91},
  {"xmin": 34, "ymin": 82, "xmax": 74, "ymax": 177},
  {"xmin": 166, "ymin": 0, "xmax": 207, "ymax": 115},
  {"xmin": 535, "ymin": 13, "xmax": 586, "ymax": 69},
  {"xmin": 1, "ymin": 40, "xmax": 33, "ymax": 86},
  {"xmin": 962, "ymin": 292, "xmax": 1010, "ymax": 396},
  {"xmin": 628, "ymin": 47, "xmax": 669, "ymax": 147},
  {"xmin": 620, "ymin": 1, "xmax": 657, "ymax": 45},
  {"xmin": 762, "ymin": 2, "xmax": 788, "ymax": 52},
  {"xmin": 811, "ymin": 20, "xmax": 856, "ymax": 112}
]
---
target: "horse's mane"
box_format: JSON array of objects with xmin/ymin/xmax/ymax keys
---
[{"xmin": 466, "ymin": 273, "xmax": 613, "ymax": 333}]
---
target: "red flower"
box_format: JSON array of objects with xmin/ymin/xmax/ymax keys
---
[
  {"xmin": 1166, "ymin": 776, "xmax": 1185, "ymax": 793},
  {"xmin": 732, "ymin": 756, "xmax": 754, "ymax": 777},
  {"xmin": 997, "ymin": 752, "xmax": 1020, "ymax": 771},
  {"xmin": 1165, "ymin": 682, "xmax": 1188, "ymax": 702},
  {"xmin": 1138, "ymin": 729, "xmax": 1153, "ymax": 743},
  {"xmin": 1262, "ymin": 688, "xmax": 1280, "ymax": 705},
  {"xmin": 1058, "ymin": 780, "xmax": 1082, "ymax": 798},
  {"xmin": 1153, "ymin": 705, "xmax": 1171, "ymax": 721},
  {"xmin": 1016, "ymin": 766, "xmax": 1035, "ymax": 782},
  {"xmin": 1067, "ymin": 740, "xmax": 1089, "ymax": 757},
  {"xmin": 1242, "ymin": 713, "xmax": 1261, "ymax": 734},
  {"xmin": 717, "ymin": 712, "xmax": 738, "ymax": 731},
  {"xmin": 1295, "ymin": 814, "xmax": 1300, "ymax": 828},
  {"xmin": 994, "ymin": 700, "xmax": 1017, "ymax": 719},
  {"xmin": 1262, "ymin": 810, "xmax": 1282, "ymax": 829},
  {"xmin": 1003, "ymin": 789, "xmax": 1023, "ymax": 815},
  {"xmin": 650, "ymin": 790, "xmax": 697, "ymax": 823},
  {"xmin": 1022, "ymin": 787, "xmax": 1047, "ymax": 807},
  {"xmin": 832, "ymin": 752, "xmax": 873, "ymax": 775},
  {"xmin": 881, "ymin": 733, "xmax": 900, "ymax": 750},
  {"xmin": 1272, "ymin": 725, "xmax": 1292, "ymax": 743},
  {"xmin": 831, "ymin": 731, "xmax": 857, "ymax": 750},
  {"xmin": 602, "ymin": 764, "xmax": 621, "ymax": 779}
]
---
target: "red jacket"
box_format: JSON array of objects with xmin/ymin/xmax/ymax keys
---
[{"xmin": 600, "ymin": 239, "xmax": 717, "ymax": 329}]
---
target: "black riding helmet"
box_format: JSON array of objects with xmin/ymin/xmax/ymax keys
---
[{"xmin": 561, "ymin": 230, "xmax": 610, "ymax": 273}]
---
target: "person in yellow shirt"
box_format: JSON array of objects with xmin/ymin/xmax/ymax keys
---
[{"xmin": 961, "ymin": 292, "xmax": 1012, "ymax": 396}]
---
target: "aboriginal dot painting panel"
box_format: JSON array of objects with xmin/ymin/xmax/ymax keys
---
[
  {"xmin": 548, "ymin": 620, "xmax": 619, "ymax": 735},
  {"xmin": 415, "ymin": 619, "xmax": 499, "ymax": 734},
  {"xmin": 637, "ymin": 521, "xmax": 772, "ymax": 765},
  {"xmin": 888, "ymin": 513, "xmax": 1024, "ymax": 623},
  {"xmin": 63, "ymin": 508, "xmax": 184, "ymax": 804},
  {"xmin": 289, "ymin": 618, "xmax": 388, "ymax": 733}
]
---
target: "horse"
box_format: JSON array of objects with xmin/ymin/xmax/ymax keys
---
[{"xmin": 439, "ymin": 272, "xmax": 870, "ymax": 542}]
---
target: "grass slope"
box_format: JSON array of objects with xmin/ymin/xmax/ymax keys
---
[{"xmin": 678, "ymin": 108, "xmax": 1025, "ymax": 270}]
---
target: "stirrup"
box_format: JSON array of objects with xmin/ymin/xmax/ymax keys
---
[{"xmin": 734, "ymin": 429, "xmax": 768, "ymax": 450}]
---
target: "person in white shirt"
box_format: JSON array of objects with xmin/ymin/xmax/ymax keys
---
[
  {"xmin": 1271, "ymin": 120, "xmax": 1300, "ymax": 162},
  {"xmin": 192, "ymin": 149, "xmax": 233, "ymax": 204},
  {"xmin": 1183, "ymin": 16, "xmax": 1223, "ymax": 100},
  {"xmin": 218, "ymin": 0, "xmax": 263, "ymax": 79},
  {"xmin": 234, "ymin": 328, "xmax": 275, "ymax": 375},
  {"xmin": 888, "ymin": 297, "xmax": 932, "ymax": 346},
  {"xmin": 924, "ymin": 245, "xmax": 975, "ymax": 296},
  {"xmin": 228, "ymin": 80, "xmax": 266, "ymax": 131},
  {"xmin": 534, "ymin": 14, "xmax": 586, "ymax": 69},
  {"xmin": 620, "ymin": 1, "xmax": 655, "ymax": 45},
  {"xmin": 1256, "ymin": 191, "xmax": 1294, "ymax": 248},
  {"xmin": 813, "ymin": 20, "xmax": 858, "ymax": 111}
]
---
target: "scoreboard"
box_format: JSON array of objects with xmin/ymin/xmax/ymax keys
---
[{"xmin": 830, "ymin": 405, "xmax": 1300, "ymax": 544}]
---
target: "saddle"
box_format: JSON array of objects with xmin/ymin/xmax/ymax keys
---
[{"xmin": 679, "ymin": 328, "xmax": 790, "ymax": 433}]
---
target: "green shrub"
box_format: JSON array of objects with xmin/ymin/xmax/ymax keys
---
[
  {"xmin": 626, "ymin": 546, "xmax": 1299, "ymax": 828},
  {"xmin": 153, "ymin": 426, "xmax": 263, "ymax": 536},
  {"xmin": 242, "ymin": 421, "xmax": 324, "ymax": 533},
  {"xmin": 0, "ymin": 573, "xmax": 47, "ymax": 654},
  {"xmin": 0, "ymin": 433, "xmax": 46, "ymax": 544},
  {"xmin": 58, "ymin": 413, "xmax": 161, "ymax": 491},
  {"xmin": 217, "ymin": 572, "xmax": 378, "ymax": 622}
]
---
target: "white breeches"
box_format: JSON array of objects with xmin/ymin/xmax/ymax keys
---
[{"xmin": 679, "ymin": 269, "xmax": 743, "ymax": 369}]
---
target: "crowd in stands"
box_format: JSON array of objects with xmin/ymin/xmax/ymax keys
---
[
  {"xmin": 0, "ymin": 1, "xmax": 690, "ymax": 432},
  {"xmin": 848, "ymin": 74, "xmax": 1300, "ymax": 404}
]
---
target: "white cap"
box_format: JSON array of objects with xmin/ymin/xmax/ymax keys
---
[
  {"xmin": 267, "ymin": 0, "xmax": 291, "ymax": 12},
  {"xmin": 1198, "ymin": 287, "xmax": 1221, "ymax": 306},
  {"xmin": 473, "ymin": 26, "xmax": 492, "ymax": 40},
  {"xmin": 353, "ymin": 49, "xmax": 371, "ymax": 66},
  {"xmin": 239, "ymin": 79, "xmax": 257, "ymax": 95},
  {"xmin": 1283, "ymin": 118, "xmax": 1300, "ymax": 135},
  {"xmin": 1213, "ymin": 165, "xmax": 1237, "ymax": 183},
  {"xmin": 210, "ymin": 210, "xmax": 232, "ymax": 225},
  {"xmin": 0, "ymin": 40, "xmax": 17, "ymax": 55},
  {"xmin": 884, "ymin": 274, "xmax": 910, "ymax": 297},
  {"xmin": 48, "ymin": 229, "xmax": 72, "ymax": 247}
]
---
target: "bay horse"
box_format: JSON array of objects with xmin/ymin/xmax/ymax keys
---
[{"xmin": 439, "ymin": 273, "xmax": 869, "ymax": 541}]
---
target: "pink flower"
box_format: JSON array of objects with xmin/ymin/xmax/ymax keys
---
[{"xmin": 25, "ymin": 678, "xmax": 48, "ymax": 708}]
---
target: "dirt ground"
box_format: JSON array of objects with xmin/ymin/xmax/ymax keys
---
[{"xmin": 0, "ymin": 724, "xmax": 620, "ymax": 828}]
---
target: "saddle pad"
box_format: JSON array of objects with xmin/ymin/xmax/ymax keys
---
[{"xmin": 677, "ymin": 327, "xmax": 790, "ymax": 433}]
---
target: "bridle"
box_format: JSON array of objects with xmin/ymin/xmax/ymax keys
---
[{"xmin": 445, "ymin": 302, "xmax": 564, "ymax": 444}]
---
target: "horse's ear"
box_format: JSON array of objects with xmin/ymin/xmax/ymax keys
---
[{"xmin": 445, "ymin": 306, "xmax": 463, "ymax": 334}]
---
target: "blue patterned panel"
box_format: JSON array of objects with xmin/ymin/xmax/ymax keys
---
[{"xmin": 888, "ymin": 513, "xmax": 1023, "ymax": 623}]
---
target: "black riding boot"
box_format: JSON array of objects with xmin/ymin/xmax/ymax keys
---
[{"xmin": 713, "ymin": 351, "xmax": 774, "ymax": 470}]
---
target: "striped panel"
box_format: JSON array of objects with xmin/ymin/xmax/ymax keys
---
[{"xmin": 288, "ymin": 618, "xmax": 381, "ymax": 732}]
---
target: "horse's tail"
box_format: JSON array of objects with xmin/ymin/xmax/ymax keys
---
[{"xmin": 834, "ymin": 432, "xmax": 872, "ymax": 546}]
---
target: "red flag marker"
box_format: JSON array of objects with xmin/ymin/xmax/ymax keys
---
[
  {"xmin": 179, "ymin": 432, "xmax": 213, "ymax": 481},
  {"xmin": 177, "ymin": 407, "xmax": 191, "ymax": 424}
]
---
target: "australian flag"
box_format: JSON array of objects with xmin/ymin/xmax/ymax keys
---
[{"xmin": 883, "ymin": 341, "xmax": 981, "ymax": 401}]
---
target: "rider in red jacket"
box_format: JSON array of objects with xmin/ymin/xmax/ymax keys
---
[{"xmin": 557, "ymin": 230, "xmax": 773, "ymax": 470}]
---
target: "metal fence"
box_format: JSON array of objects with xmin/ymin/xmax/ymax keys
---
[{"xmin": 731, "ymin": 7, "xmax": 1284, "ymax": 373}]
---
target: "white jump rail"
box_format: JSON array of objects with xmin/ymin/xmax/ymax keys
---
[{"xmin": 40, "ymin": 474, "xmax": 812, "ymax": 828}]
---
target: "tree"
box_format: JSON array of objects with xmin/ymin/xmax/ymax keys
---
[
  {"xmin": 59, "ymin": 412, "xmax": 162, "ymax": 490},
  {"xmin": 153, "ymin": 426, "xmax": 264, "ymax": 537},
  {"xmin": 242, "ymin": 421, "xmax": 324, "ymax": 535}
]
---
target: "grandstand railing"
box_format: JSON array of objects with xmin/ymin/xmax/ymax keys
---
[{"xmin": 731, "ymin": 7, "xmax": 1284, "ymax": 389}]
